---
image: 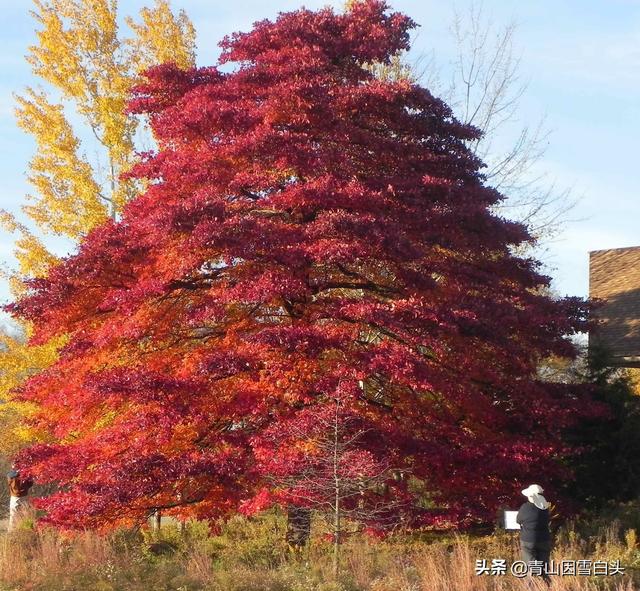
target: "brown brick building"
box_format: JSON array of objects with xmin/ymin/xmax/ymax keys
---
[{"xmin": 589, "ymin": 246, "xmax": 640, "ymax": 367}]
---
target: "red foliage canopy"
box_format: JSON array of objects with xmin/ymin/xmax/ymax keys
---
[{"xmin": 9, "ymin": 0, "xmax": 598, "ymax": 530}]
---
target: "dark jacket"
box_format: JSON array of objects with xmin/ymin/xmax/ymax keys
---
[{"xmin": 516, "ymin": 501, "xmax": 550, "ymax": 543}]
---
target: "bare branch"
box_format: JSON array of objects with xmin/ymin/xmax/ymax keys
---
[{"xmin": 414, "ymin": 2, "xmax": 578, "ymax": 246}]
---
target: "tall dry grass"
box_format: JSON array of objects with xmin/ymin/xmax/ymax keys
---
[{"xmin": 0, "ymin": 511, "xmax": 638, "ymax": 590}]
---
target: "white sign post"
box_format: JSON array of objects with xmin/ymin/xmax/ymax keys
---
[
  {"xmin": 504, "ymin": 510, "xmax": 520, "ymax": 531},
  {"xmin": 502, "ymin": 509, "xmax": 520, "ymax": 560}
]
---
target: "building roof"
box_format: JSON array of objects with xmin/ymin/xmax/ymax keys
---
[{"xmin": 589, "ymin": 246, "xmax": 640, "ymax": 367}]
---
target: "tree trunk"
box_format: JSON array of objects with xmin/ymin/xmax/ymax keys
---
[
  {"xmin": 285, "ymin": 505, "xmax": 311, "ymax": 548},
  {"xmin": 333, "ymin": 495, "xmax": 340, "ymax": 579},
  {"xmin": 333, "ymin": 399, "xmax": 341, "ymax": 579}
]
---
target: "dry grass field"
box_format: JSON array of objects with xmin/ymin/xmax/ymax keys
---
[{"xmin": 0, "ymin": 508, "xmax": 639, "ymax": 591}]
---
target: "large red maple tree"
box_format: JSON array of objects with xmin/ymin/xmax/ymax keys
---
[{"xmin": 9, "ymin": 0, "xmax": 597, "ymax": 530}]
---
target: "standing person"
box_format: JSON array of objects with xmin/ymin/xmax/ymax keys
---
[
  {"xmin": 516, "ymin": 484, "xmax": 552, "ymax": 578},
  {"xmin": 7, "ymin": 467, "xmax": 33, "ymax": 531}
]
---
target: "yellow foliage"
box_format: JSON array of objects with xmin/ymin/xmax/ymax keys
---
[
  {"xmin": 0, "ymin": 211, "xmax": 59, "ymax": 286},
  {"xmin": 92, "ymin": 409, "xmax": 118, "ymax": 431},
  {"xmin": 0, "ymin": 329, "xmax": 67, "ymax": 455},
  {"xmin": 13, "ymin": 0, "xmax": 197, "ymax": 258},
  {"xmin": 15, "ymin": 89, "xmax": 107, "ymax": 238},
  {"xmin": 126, "ymin": 0, "xmax": 197, "ymax": 72},
  {"xmin": 344, "ymin": 0, "xmax": 361, "ymax": 10},
  {"xmin": 27, "ymin": 0, "xmax": 137, "ymax": 219},
  {"xmin": 0, "ymin": 0, "xmax": 198, "ymax": 458},
  {"xmin": 630, "ymin": 368, "xmax": 640, "ymax": 395},
  {"xmin": 344, "ymin": 0, "xmax": 413, "ymax": 83},
  {"xmin": 365, "ymin": 53, "xmax": 415, "ymax": 83}
]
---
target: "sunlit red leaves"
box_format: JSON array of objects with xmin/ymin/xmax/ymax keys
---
[{"xmin": 6, "ymin": 0, "xmax": 601, "ymax": 530}]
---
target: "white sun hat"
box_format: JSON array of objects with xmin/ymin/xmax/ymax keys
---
[{"xmin": 521, "ymin": 484, "xmax": 550, "ymax": 510}]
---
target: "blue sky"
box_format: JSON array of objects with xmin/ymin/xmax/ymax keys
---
[{"xmin": 0, "ymin": 0, "xmax": 638, "ymax": 305}]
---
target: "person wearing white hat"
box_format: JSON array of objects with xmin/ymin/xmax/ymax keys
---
[
  {"xmin": 516, "ymin": 484, "xmax": 552, "ymax": 574},
  {"xmin": 7, "ymin": 466, "xmax": 33, "ymax": 531}
]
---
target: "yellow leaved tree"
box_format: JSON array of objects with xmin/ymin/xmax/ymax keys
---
[{"xmin": 0, "ymin": 0, "xmax": 196, "ymax": 456}]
